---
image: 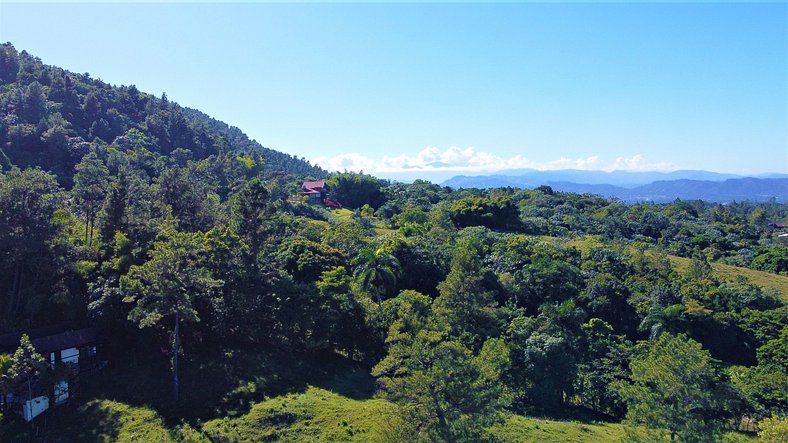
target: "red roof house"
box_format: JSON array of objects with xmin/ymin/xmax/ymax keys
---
[{"xmin": 301, "ymin": 180, "xmax": 328, "ymax": 201}]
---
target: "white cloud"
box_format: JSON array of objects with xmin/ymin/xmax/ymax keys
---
[{"xmin": 312, "ymin": 146, "xmax": 677, "ymax": 173}]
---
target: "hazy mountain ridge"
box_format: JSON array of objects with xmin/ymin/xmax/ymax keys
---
[{"xmin": 442, "ymin": 173, "xmax": 788, "ymax": 203}]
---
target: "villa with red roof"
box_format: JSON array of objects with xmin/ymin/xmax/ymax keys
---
[
  {"xmin": 299, "ymin": 180, "xmax": 342, "ymax": 208},
  {"xmin": 302, "ymin": 180, "xmax": 327, "ymax": 201}
]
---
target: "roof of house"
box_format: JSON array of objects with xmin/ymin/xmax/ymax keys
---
[
  {"xmin": 0, "ymin": 327, "xmax": 98, "ymax": 354},
  {"xmin": 302, "ymin": 180, "xmax": 326, "ymax": 190}
]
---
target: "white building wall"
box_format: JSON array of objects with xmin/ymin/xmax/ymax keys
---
[{"xmin": 22, "ymin": 396, "xmax": 49, "ymax": 421}]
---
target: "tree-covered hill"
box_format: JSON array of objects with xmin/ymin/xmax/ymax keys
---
[
  {"xmin": 1, "ymin": 44, "xmax": 787, "ymax": 442},
  {"xmin": 0, "ymin": 42, "xmax": 326, "ymax": 185}
]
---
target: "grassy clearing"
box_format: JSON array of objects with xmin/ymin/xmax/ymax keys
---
[
  {"xmin": 495, "ymin": 416, "xmax": 753, "ymax": 443},
  {"xmin": 562, "ymin": 235, "xmax": 606, "ymax": 255},
  {"xmin": 2, "ymin": 399, "xmax": 175, "ymax": 443},
  {"xmin": 0, "ymin": 347, "xmax": 378, "ymax": 442},
  {"xmin": 328, "ymin": 207, "xmax": 396, "ymax": 238},
  {"xmin": 666, "ymin": 255, "xmax": 788, "ymax": 301},
  {"xmin": 329, "ymin": 208, "xmax": 355, "ymax": 221},
  {"xmin": 202, "ymin": 386, "xmax": 396, "ymax": 442},
  {"xmin": 4, "ymin": 373, "xmax": 756, "ymax": 442},
  {"xmin": 560, "ymin": 235, "xmax": 788, "ymax": 302},
  {"xmin": 52, "ymin": 399, "xmax": 174, "ymax": 443},
  {"xmin": 493, "ymin": 415, "xmax": 626, "ymax": 442}
]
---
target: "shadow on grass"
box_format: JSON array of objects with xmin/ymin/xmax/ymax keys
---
[
  {"xmin": 521, "ymin": 403, "xmax": 621, "ymax": 424},
  {"xmin": 49, "ymin": 400, "xmax": 124, "ymax": 443},
  {"xmin": 312, "ymin": 365, "xmax": 376, "ymax": 400},
  {"xmin": 77, "ymin": 345, "xmax": 375, "ymax": 426},
  {"xmin": 4, "ymin": 399, "xmax": 127, "ymax": 443}
]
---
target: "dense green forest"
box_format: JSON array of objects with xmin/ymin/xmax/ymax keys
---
[{"xmin": 1, "ymin": 43, "xmax": 787, "ymax": 442}]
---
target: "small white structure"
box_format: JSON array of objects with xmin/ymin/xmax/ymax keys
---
[
  {"xmin": 54, "ymin": 380, "xmax": 69, "ymax": 405},
  {"xmin": 22, "ymin": 395, "xmax": 49, "ymax": 422}
]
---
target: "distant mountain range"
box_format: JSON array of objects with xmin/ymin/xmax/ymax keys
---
[{"xmin": 441, "ymin": 170, "xmax": 788, "ymax": 203}]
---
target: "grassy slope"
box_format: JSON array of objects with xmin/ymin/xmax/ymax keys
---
[
  {"xmin": 493, "ymin": 415, "xmax": 626, "ymax": 442},
  {"xmin": 668, "ymin": 255, "xmax": 788, "ymax": 301},
  {"xmin": 29, "ymin": 388, "xmax": 752, "ymax": 443},
  {"xmin": 2, "ymin": 346, "xmax": 755, "ymax": 442},
  {"xmin": 201, "ymin": 387, "xmax": 395, "ymax": 442},
  {"xmin": 563, "ymin": 236, "xmax": 788, "ymax": 301},
  {"xmin": 328, "ymin": 207, "xmax": 396, "ymax": 237}
]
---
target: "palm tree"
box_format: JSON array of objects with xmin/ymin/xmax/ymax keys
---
[
  {"xmin": 354, "ymin": 248, "xmax": 401, "ymax": 315},
  {"xmin": 639, "ymin": 303, "xmax": 685, "ymax": 340}
]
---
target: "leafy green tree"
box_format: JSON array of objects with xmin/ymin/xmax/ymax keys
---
[
  {"xmin": 326, "ymin": 172, "xmax": 386, "ymax": 209},
  {"xmin": 97, "ymin": 168, "xmax": 129, "ymax": 243},
  {"xmin": 574, "ymin": 318, "xmax": 631, "ymax": 417},
  {"xmin": 373, "ymin": 291, "xmax": 509, "ymax": 442},
  {"xmin": 505, "ymin": 314, "xmax": 577, "ymax": 411},
  {"xmin": 433, "ymin": 237, "xmax": 499, "ymax": 349},
  {"xmin": 730, "ymin": 325, "xmax": 788, "ymax": 420},
  {"xmin": 354, "ymin": 248, "xmax": 401, "ymax": 315},
  {"xmin": 121, "ymin": 232, "xmax": 222, "ymax": 401},
  {"xmin": 512, "ymin": 249, "xmax": 583, "ymax": 312},
  {"xmin": 758, "ymin": 326, "xmax": 788, "ymax": 372},
  {"xmin": 0, "ymin": 43, "xmax": 19, "ymax": 84},
  {"xmin": 73, "ymin": 151, "xmax": 109, "ymax": 246},
  {"xmin": 449, "ymin": 195, "xmax": 520, "ymax": 230},
  {"xmin": 309, "ymin": 266, "xmax": 372, "ymax": 356},
  {"xmin": 0, "ymin": 168, "xmax": 64, "ymax": 326},
  {"xmin": 322, "ymin": 219, "xmax": 370, "ymax": 256},
  {"xmin": 232, "ymin": 177, "xmax": 271, "ymax": 256},
  {"xmin": 277, "ymin": 238, "xmax": 345, "ymax": 283},
  {"xmin": 9, "ymin": 335, "xmax": 45, "ymax": 423},
  {"xmin": 752, "ymin": 245, "xmax": 788, "ymax": 275},
  {"xmin": 155, "ymin": 166, "xmax": 211, "ymax": 232},
  {"xmin": 614, "ymin": 333, "xmax": 725, "ymax": 442}
]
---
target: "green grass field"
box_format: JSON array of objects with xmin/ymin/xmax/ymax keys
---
[
  {"xmin": 8, "ymin": 387, "xmax": 754, "ymax": 442},
  {"xmin": 0, "ymin": 345, "xmax": 756, "ymax": 442},
  {"xmin": 328, "ymin": 207, "xmax": 397, "ymax": 237}
]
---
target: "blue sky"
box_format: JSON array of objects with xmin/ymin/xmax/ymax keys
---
[{"xmin": 1, "ymin": 2, "xmax": 786, "ymax": 177}]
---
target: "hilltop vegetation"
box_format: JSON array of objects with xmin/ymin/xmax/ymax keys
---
[
  {"xmin": 1, "ymin": 45, "xmax": 786, "ymax": 442},
  {"xmin": 0, "ymin": 43, "xmax": 326, "ymax": 185}
]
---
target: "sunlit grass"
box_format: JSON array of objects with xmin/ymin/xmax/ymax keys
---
[{"xmin": 560, "ymin": 235, "xmax": 788, "ymax": 302}]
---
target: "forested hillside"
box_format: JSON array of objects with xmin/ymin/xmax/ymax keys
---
[
  {"xmin": 0, "ymin": 43, "xmax": 326, "ymax": 185},
  {"xmin": 1, "ymin": 45, "xmax": 787, "ymax": 442}
]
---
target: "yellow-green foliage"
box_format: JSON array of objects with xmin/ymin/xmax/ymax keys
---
[
  {"xmin": 757, "ymin": 415, "xmax": 788, "ymax": 443},
  {"xmin": 201, "ymin": 386, "xmax": 396, "ymax": 442},
  {"xmin": 235, "ymin": 155, "xmax": 256, "ymax": 169}
]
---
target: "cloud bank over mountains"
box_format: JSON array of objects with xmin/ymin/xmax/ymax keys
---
[{"xmin": 312, "ymin": 146, "xmax": 677, "ymax": 174}]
